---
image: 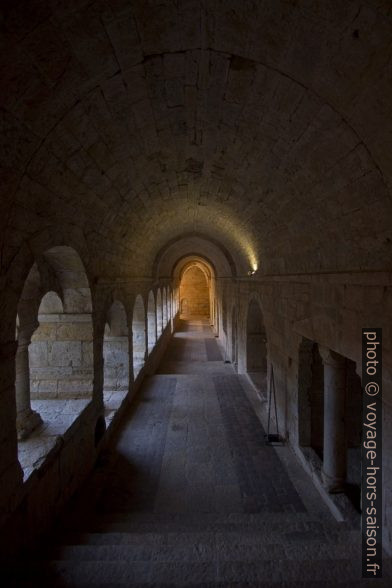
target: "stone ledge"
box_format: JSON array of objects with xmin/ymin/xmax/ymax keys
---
[
  {"xmin": 37, "ymin": 314, "xmax": 92, "ymax": 323},
  {"xmin": 18, "ymin": 398, "xmax": 92, "ymax": 483},
  {"xmin": 103, "ymin": 390, "xmax": 128, "ymax": 428}
]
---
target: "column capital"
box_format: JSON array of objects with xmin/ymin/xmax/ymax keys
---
[{"xmin": 318, "ymin": 346, "xmax": 345, "ymax": 368}]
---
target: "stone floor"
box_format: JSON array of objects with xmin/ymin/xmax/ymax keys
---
[{"xmin": 7, "ymin": 320, "xmax": 392, "ymax": 586}]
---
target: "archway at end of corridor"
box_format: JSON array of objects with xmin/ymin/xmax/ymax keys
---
[{"xmin": 179, "ymin": 261, "xmax": 212, "ymax": 320}]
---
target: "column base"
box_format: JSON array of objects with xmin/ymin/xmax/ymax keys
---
[
  {"xmin": 17, "ymin": 409, "xmax": 43, "ymax": 441},
  {"xmin": 322, "ymin": 469, "xmax": 346, "ymax": 494}
]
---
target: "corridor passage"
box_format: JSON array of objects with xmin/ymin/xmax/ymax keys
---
[{"xmin": 10, "ymin": 321, "xmax": 389, "ymax": 586}]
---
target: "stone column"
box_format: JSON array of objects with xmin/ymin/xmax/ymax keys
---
[
  {"xmin": 15, "ymin": 338, "xmax": 42, "ymax": 440},
  {"xmin": 319, "ymin": 346, "xmax": 347, "ymax": 493}
]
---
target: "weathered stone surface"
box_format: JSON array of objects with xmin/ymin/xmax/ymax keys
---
[
  {"xmin": 6, "ymin": 321, "xmax": 392, "ymax": 585},
  {"xmin": 0, "ymin": 0, "xmax": 391, "ymax": 575}
]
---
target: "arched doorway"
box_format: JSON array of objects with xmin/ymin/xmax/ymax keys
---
[
  {"xmin": 180, "ymin": 264, "xmax": 210, "ymax": 319},
  {"xmin": 16, "ymin": 246, "xmax": 94, "ymax": 473},
  {"xmin": 132, "ymin": 295, "xmax": 146, "ymax": 378},
  {"xmin": 246, "ymin": 299, "xmax": 268, "ymax": 396}
]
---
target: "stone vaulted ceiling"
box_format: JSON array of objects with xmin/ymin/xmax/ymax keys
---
[{"xmin": 1, "ymin": 0, "xmax": 391, "ymax": 278}]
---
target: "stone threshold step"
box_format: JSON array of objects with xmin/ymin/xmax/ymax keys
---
[
  {"xmin": 91, "ymin": 511, "xmax": 355, "ymax": 528},
  {"xmin": 63, "ymin": 520, "xmax": 361, "ymax": 539},
  {"xmin": 59, "ymin": 511, "xmax": 347, "ymax": 528},
  {"xmin": 4, "ymin": 558, "xmax": 379, "ymax": 586},
  {"xmin": 53, "ymin": 528, "xmax": 362, "ymax": 548},
  {"xmin": 89, "ymin": 511, "xmax": 320, "ymax": 523},
  {"xmin": 40, "ymin": 541, "xmax": 362, "ymax": 562}
]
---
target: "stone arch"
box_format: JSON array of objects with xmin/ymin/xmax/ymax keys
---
[
  {"xmin": 156, "ymin": 289, "xmax": 163, "ymax": 337},
  {"xmin": 153, "ymin": 233, "xmax": 237, "ymax": 279},
  {"xmin": 174, "ymin": 257, "xmax": 214, "ymax": 321},
  {"xmin": 246, "ymin": 298, "xmax": 268, "ymax": 396},
  {"xmin": 16, "ymin": 246, "xmax": 94, "ymax": 458},
  {"xmin": 38, "ymin": 291, "xmax": 64, "ymax": 314},
  {"xmin": 103, "ymin": 300, "xmax": 129, "ymax": 424},
  {"xmin": 2, "ymin": 224, "xmax": 92, "ymax": 333},
  {"xmin": 132, "ymin": 295, "xmax": 146, "ymax": 378},
  {"xmin": 147, "ymin": 290, "xmax": 157, "ymax": 353}
]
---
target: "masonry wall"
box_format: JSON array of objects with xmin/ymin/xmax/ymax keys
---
[
  {"xmin": 0, "ymin": 0, "xmax": 391, "ymax": 566},
  {"xmin": 1, "ymin": 237, "xmax": 391, "ymax": 558},
  {"xmin": 0, "ymin": 304, "xmax": 175, "ymax": 558},
  {"xmin": 29, "ymin": 314, "xmax": 94, "ymax": 399},
  {"xmin": 103, "ymin": 337, "xmax": 129, "ymax": 391},
  {"xmin": 0, "ymin": 234, "xmax": 176, "ymax": 557},
  {"xmin": 180, "ymin": 267, "xmax": 210, "ymax": 317},
  {"xmin": 217, "ymin": 272, "xmax": 392, "ymax": 554}
]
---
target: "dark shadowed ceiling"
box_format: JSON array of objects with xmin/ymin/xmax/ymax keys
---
[{"xmin": 1, "ymin": 0, "xmax": 391, "ymax": 278}]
